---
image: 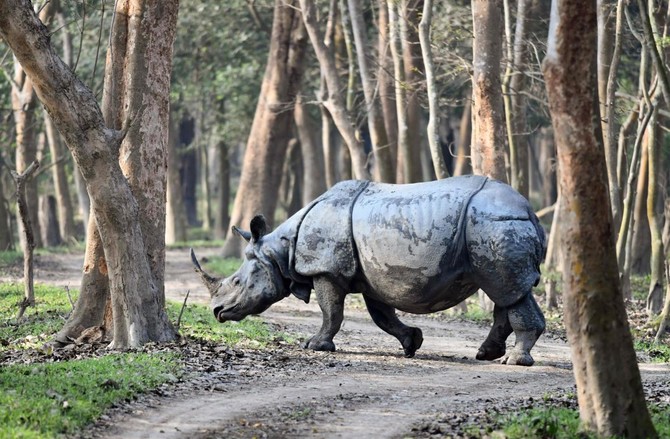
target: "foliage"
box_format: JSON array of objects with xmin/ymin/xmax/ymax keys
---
[
  {"xmin": 0, "ymin": 353, "xmax": 181, "ymax": 438},
  {"xmin": 0, "ymin": 250, "xmax": 22, "ymax": 270},
  {"xmin": 203, "ymin": 256, "xmax": 243, "ymax": 277},
  {"xmin": 634, "ymin": 341, "xmax": 670, "ymax": 363}
]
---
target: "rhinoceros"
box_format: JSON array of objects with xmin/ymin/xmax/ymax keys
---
[{"xmin": 191, "ymin": 175, "xmax": 547, "ymax": 366}]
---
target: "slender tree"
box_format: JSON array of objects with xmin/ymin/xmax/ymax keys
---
[{"xmin": 543, "ymin": 0, "xmax": 656, "ymax": 436}]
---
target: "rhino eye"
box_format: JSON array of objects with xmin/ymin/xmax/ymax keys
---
[{"xmin": 232, "ymin": 277, "xmax": 241, "ymax": 286}]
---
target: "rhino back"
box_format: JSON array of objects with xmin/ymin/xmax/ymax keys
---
[{"xmin": 351, "ymin": 176, "xmax": 487, "ymax": 312}]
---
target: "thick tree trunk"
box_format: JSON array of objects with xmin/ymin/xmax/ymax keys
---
[
  {"xmin": 471, "ymin": 0, "xmax": 508, "ymax": 182},
  {"xmin": 543, "ymin": 1, "xmax": 657, "ymax": 437},
  {"xmin": 222, "ymin": 0, "xmax": 308, "ymax": 258},
  {"xmin": 0, "ymin": 0, "xmax": 179, "ymax": 347},
  {"xmin": 39, "ymin": 195, "xmax": 62, "ymax": 247},
  {"xmin": 630, "ymin": 131, "xmax": 651, "ymax": 275},
  {"xmin": 347, "ymin": 0, "xmax": 394, "ymax": 182}
]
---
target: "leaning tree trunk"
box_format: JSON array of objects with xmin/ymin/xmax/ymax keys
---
[
  {"xmin": 347, "ymin": 0, "xmax": 394, "ymax": 183},
  {"xmin": 543, "ymin": 1, "xmax": 657, "ymax": 437},
  {"xmin": 471, "ymin": 0, "xmax": 508, "ymax": 182},
  {"xmin": 222, "ymin": 0, "xmax": 308, "ymax": 258},
  {"xmin": 0, "ymin": 0, "xmax": 180, "ymax": 348}
]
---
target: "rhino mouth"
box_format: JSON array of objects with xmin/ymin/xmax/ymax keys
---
[{"xmin": 214, "ymin": 304, "xmax": 241, "ymax": 322}]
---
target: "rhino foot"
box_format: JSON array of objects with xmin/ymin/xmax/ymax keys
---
[
  {"xmin": 401, "ymin": 327, "xmax": 423, "ymax": 358},
  {"xmin": 501, "ymin": 350, "xmax": 534, "ymax": 366},
  {"xmin": 475, "ymin": 341, "xmax": 506, "ymax": 361},
  {"xmin": 302, "ymin": 336, "xmax": 336, "ymax": 352}
]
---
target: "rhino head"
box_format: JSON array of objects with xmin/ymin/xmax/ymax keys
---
[{"xmin": 191, "ymin": 215, "xmax": 311, "ymax": 323}]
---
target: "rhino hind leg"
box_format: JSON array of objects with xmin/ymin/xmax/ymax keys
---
[
  {"xmin": 302, "ymin": 277, "xmax": 345, "ymax": 352},
  {"xmin": 500, "ymin": 292, "xmax": 545, "ymax": 366},
  {"xmin": 476, "ymin": 304, "xmax": 513, "ymax": 361},
  {"xmin": 363, "ymin": 296, "xmax": 423, "ymax": 358}
]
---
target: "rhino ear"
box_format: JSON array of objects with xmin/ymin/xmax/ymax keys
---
[
  {"xmin": 232, "ymin": 226, "xmax": 252, "ymax": 242},
  {"xmin": 289, "ymin": 281, "xmax": 311, "ymax": 304},
  {"xmin": 250, "ymin": 215, "xmax": 267, "ymax": 243}
]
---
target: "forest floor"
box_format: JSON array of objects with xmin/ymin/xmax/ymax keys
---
[{"xmin": 5, "ymin": 248, "xmax": 670, "ymax": 438}]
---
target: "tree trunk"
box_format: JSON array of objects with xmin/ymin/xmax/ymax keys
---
[
  {"xmin": 630, "ymin": 130, "xmax": 651, "ymax": 275},
  {"xmin": 471, "ymin": 0, "xmax": 508, "ymax": 182},
  {"xmin": 299, "ymin": 0, "xmax": 370, "ymax": 183},
  {"xmin": 539, "ymin": 126, "xmax": 557, "ymax": 207},
  {"xmin": 388, "ymin": 0, "xmax": 413, "ymax": 184},
  {"xmin": 453, "ymin": 97, "xmax": 472, "ymax": 176},
  {"xmin": 39, "ymin": 195, "xmax": 62, "ymax": 247},
  {"xmin": 347, "ymin": 0, "xmax": 394, "ymax": 182},
  {"xmin": 222, "ymin": 0, "xmax": 308, "ymax": 258},
  {"xmin": 294, "ymin": 97, "xmax": 327, "ymax": 203},
  {"xmin": 377, "ymin": 0, "xmax": 398, "ymax": 180},
  {"xmin": 645, "ymin": 107, "xmax": 665, "ymax": 315},
  {"xmin": 178, "ymin": 114, "xmax": 198, "ymax": 227},
  {"xmin": 214, "ymin": 141, "xmax": 231, "ymax": 241},
  {"xmin": 166, "ymin": 114, "xmax": 188, "ymax": 245},
  {"xmin": 0, "ymin": 0, "xmax": 180, "ymax": 347},
  {"xmin": 401, "ymin": 0, "xmax": 425, "ymax": 183},
  {"xmin": 419, "ymin": 0, "xmax": 449, "ymax": 179},
  {"xmin": 543, "ymin": 1, "xmax": 657, "ymax": 437},
  {"xmin": 0, "ymin": 162, "xmax": 13, "ymax": 251},
  {"xmin": 44, "ymin": 112, "xmax": 76, "ymax": 244}
]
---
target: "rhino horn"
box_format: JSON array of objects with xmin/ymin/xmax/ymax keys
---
[{"xmin": 190, "ymin": 248, "xmax": 219, "ymax": 296}]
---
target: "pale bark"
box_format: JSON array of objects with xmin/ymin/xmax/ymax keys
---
[
  {"xmin": 388, "ymin": 0, "xmax": 412, "ymax": 184},
  {"xmin": 377, "ymin": 0, "xmax": 398, "ymax": 178},
  {"xmin": 12, "ymin": 160, "xmax": 39, "ymax": 320},
  {"xmin": 299, "ymin": 0, "xmax": 370, "ymax": 182},
  {"xmin": 603, "ymin": 0, "xmax": 624, "ymax": 229},
  {"xmin": 471, "ymin": 0, "xmax": 508, "ymax": 182},
  {"xmin": 222, "ymin": 0, "xmax": 308, "ymax": 258},
  {"xmin": 347, "ymin": 0, "xmax": 394, "ymax": 182},
  {"xmin": 630, "ymin": 136, "xmax": 650, "ymax": 275},
  {"xmin": 419, "ymin": 0, "xmax": 449, "ymax": 179},
  {"xmin": 294, "ymin": 97, "xmax": 327, "ymax": 203},
  {"xmin": 543, "ymin": 1, "xmax": 656, "ymax": 437},
  {"xmin": 645, "ymin": 107, "xmax": 665, "ymax": 315}
]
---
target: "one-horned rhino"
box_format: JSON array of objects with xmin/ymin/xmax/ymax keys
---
[{"xmin": 191, "ymin": 175, "xmax": 547, "ymax": 366}]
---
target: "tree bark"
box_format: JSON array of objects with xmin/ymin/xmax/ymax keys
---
[
  {"xmin": 214, "ymin": 140, "xmax": 230, "ymax": 241},
  {"xmin": 294, "ymin": 97, "xmax": 327, "ymax": 203},
  {"xmin": 471, "ymin": 0, "xmax": 508, "ymax": 182},
  {"xmin": 166, "ymin": 114, "xmax": 188, "ymax": 245},
  {"xmin": 39, "ymin": 195, "xmax": 62, "ymax": 247},
  {"xmin": 299, "ymin": 0, "xmax": 370, "ymax": 182},
  {"xmin": 222, "ymin": 0, "xmax": 308, "ymax": 258},
  {"xmin": 377, "ymin": 0, "xmax": 398, "ymax": 178},
  {"xmin": 388, "ymin": 0, "xmax": 413, "ymax": 184},
  {"xmin": 543, "ymin": 1, "xmax": 657, "ymax": 437},
  {"xmin": 347, "ymin": 0, "xmax": 394, "ymax": 182},
  {"xmin": 43, "ymin": 112, "xmax": 76, "ymax": 244},
  {"xmin": 0, "ymin": 161, "xmax": 13, "ymax": 251},
  {"xmin": 419, "ymin": 0, "xmax": 449, "ymax": 179},
  {"xmin": 0, "ymin": 0, "xmax": 179, "ymax": 347},
  {"xmin": 453, "ymin": 97, "xmax": 472, "ymax": 176}
]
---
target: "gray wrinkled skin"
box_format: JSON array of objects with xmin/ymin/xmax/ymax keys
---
[{"xmin": 193, "ymin": 175, "xmax": 546, "ymax": 366}]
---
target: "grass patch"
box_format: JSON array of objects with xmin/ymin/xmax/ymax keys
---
[
  {"xmin": 0, "ymin": 352, "xmax": 180, "ymax": 438},
  {"xmin": 167, "ymin": 239, "xmax": 226, "ymax": 249},
  {"xmin": 0, "ymin": 283, "xmax": 78, "ymax": 351},
  {"xmin": 167, "ymin": 300, "xmax": 292, "ymax": 347},
  {"xmin": 635, "ymin": 340, "xmax": 670, "ymax": 363},
  {"xmin": 496, "ymin": 404, "xmax": 670, "ymax": 439},
  {"xmin": 202, "ymin": 256, "xmax": 243, "ymax": 277},
  {"xmin": 0, "ymin": 250, "xmax": 22, "ymax": 269}
]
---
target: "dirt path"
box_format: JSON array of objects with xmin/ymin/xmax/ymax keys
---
[{"xmin": 6, "ymin": 248, "xmax": 669, "ymax": 438}]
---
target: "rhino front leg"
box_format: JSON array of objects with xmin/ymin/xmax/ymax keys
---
[
  {"xmin": 363, "ymin": 296, "xmax": 423, "ymax": 358},
  {"xmin": 476, "ymin": 303, "xmax": 513, "ymax": 361},
  {"xmin": 501, "ymin": 292, "xmax": 545, "ymax": 366},
  {"xmin": 302, "ymin": 276, "xmax": 346, "ymax": 352}
]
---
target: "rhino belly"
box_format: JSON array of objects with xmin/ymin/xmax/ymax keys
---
[{"xmin": 351, "ymin": 182, "xmax": 476, "ymax": 313}]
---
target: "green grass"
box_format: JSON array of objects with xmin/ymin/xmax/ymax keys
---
[
  {"xmin": 495, "ymin": 404, "xmax": 670, "ymax": 439},
  {"xmin": 0, "ymin": 352, "xmax": 181, "ymax": 438},
  {"xmin": 202, "ymin": 256, "xmax": 243, "ymax": 277},
  {"xmin": 0, "ymin": 250, "xmax": 22, "ymax": 269},
  {"xmin": 166, "ymin": 300, "xmax": 293, "ymax": 347},
  {"xmin": 635, "ymin": 340, "xmax": 670, "ymax": 363}
]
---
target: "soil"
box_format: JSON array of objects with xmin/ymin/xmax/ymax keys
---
[{"xmin": 3, "ymin": 248, "xmax": 670, "ymax": 438}]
